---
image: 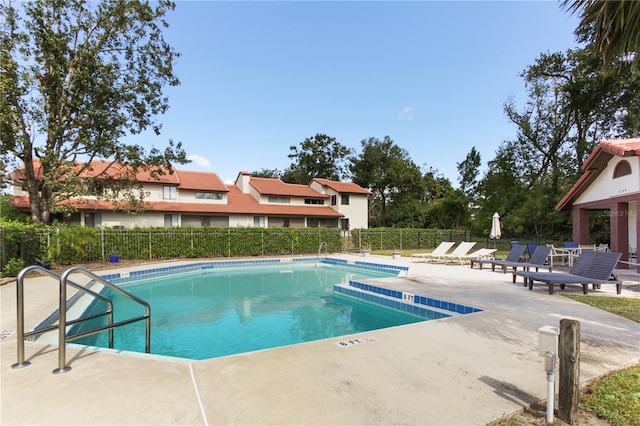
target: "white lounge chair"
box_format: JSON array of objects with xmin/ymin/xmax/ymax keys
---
[
  {"xmin": 439, "ymin": 242, "xmax": 477, "ymax": 264},
  {"xmin": 449, "ymin": 248, "xmax": 496, "ymax": 265},
  {"xmin": 410, "ymin": 241, "xmax": 456, "ymax": 263}
]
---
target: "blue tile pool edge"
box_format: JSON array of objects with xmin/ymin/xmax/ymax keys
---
[
  {"xmin": 334, "ymin": 280, "xmax": 483, "ymax": 319},
  {"xmin": 100, "ymin": 257, "xmax": 409, "ymax": 285}
]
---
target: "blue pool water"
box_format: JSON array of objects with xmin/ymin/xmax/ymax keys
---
[{"xmin": 72, "ymin": 262, "xmax": 425, "ymax": 360}]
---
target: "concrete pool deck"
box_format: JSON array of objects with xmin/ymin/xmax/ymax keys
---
[{"xmin": 1, "ymin": 254, "xmax": 640, "ymax": 425}]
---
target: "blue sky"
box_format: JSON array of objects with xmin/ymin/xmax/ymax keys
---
[{"xmin": 136, "ymin": 0, "xmax": 581, "ymax": 185}]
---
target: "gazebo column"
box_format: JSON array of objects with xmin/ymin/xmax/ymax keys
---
[
  {"xmin": 572, "ymin": 206, "xmax": 589, "ymax": 244},
  {"xmin": 636, "ymin": 203, "xmax": 640, "ymax": 273},
  {"xmin": 610, "ymin": 202, "xmax": 629, "ymax": 269}
]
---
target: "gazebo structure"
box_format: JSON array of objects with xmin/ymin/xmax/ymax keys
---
[{"xmin": 556, "ymin": 138, "xmax": 640, "ymax": 270}]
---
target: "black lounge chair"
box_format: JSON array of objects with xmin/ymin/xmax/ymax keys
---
[
  {"xmin": 470, "ymin": 244, "xmax": 526, "ymax": 270},
  {"xmin": 513, "ymin": 251, "xmax": 622, "ymax": 295},
  {"xmin": 495, "ymin": 245, "xmax": 553, "ymax": 281}
]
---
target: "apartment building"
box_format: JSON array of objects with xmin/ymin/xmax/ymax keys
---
[{"xmin": 8, "ymin": 161, "xmax": 370, "ymax": 229}]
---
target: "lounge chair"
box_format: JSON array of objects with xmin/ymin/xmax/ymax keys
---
[
  {"xmin": 513, "ymin": 251, "xmax": 622, "ymax": 295},
  {"xmin": 470, "ymin": 244, "xmax": 526, "ymax": 270},
  {"xmin": 513, "ymin": 250, "xmax": 593, "ymax": 286},
  {"xmin": 448, "ymin": 248, "xmax": 496, "ymax": 265},
  {"xmin": 504, "ymin": 246, "xmax": 553, "ymax": 283},
  {"xmin": 478, "ymin": 245, "xmax": 551, "ymax": 276},
  {"xmin": 410, "ymin": 241, "xmax": 456, "ymax": 263},
  {"xmin": 438, "ymin": 242, "xmax": 476, "ymax": 263}
]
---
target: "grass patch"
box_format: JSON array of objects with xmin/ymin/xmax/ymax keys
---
[
  {"xmin": 563, "ymin": 294, "xmax": 640, "ymax": 425},
  {"xmin": 582, "ymin": 363, "xmax": 640, "ymax": 426},
  {"xmin": 563, "ymin": 294, "xmax": 640, "ymax": 323}
]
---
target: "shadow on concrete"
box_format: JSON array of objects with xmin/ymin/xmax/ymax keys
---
[{"xmin": 479, "ymin": 375, "xmax": 540, "ymax": 407}]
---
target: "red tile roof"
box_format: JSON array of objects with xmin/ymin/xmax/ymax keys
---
[
  {"xmin": 556, "ymin": 138, "xmax": 640, "ymax": 211},
  {"xmin": 10, "ymin": 184, "xmax": 344, "ymax": 218},
  {"xmin": 249, "ymin": 177, "xmax": 327, "ymax": 198},
  {"xmin": 10, "ymin": 159, "xmax": 182, "ymax": 184},
  {"xmin": 176, "ymin": 170, "xmax": 228, "ymax": 192},
  {"xmin": 311, "ymin": 178, "xmax": 371, "ymax": 194},
  {"xmin": 8, "ymin": 161, "xmax": 368, "ymax": 219}
]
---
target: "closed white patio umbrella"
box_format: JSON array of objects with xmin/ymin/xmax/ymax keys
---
[{"xmin": 489, "ymin": 212, "xmax": 501, "ymax": 247}]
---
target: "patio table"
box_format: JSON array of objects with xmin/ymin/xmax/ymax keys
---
[{"xmin": 554, "ymin": 247, "xmax": 580, "ymax": 267}]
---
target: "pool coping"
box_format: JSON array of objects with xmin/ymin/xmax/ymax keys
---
[{"xmin": 2, "ymin": 254, "xmax": 640, "ymax": 425}]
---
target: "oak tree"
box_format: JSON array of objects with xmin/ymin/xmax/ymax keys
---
[{"xmin": 1, "ymin": 0, "xmax": 188, "ymax": 223}]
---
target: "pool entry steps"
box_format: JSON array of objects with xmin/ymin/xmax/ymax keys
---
[
  {"xmin": 334, "ymin": 281, "xmax": 482, "ymax": 320},
  {"xmin": 11, "ymin": 265, "xmax": 151, "ymax": 374}
]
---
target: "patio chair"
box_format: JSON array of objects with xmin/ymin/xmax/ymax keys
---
[
  {"xmin": 595, "ymin": 244, "xmax": 609, "ymax": 252},
  {"xmin": 546, "ymin": 244, "xmax": 570, "ymax": 267},
  {"xmin": 470, "ymin": 244, "xmax": 526, "ymax": 270},
  {"xmin": 513, "ymin": 251, "xmax": 622, "ymax": 295},
  {"xmin": 410, "ymin": 241, "xmax": 456, "ymax": 263},
  {"xmin": 525, "ymin": 242, "xmax": 539, "ymax": 259},
  {"xmin": 448, "ymin": 248, "xmax": 497, "ymax": 266},
  {"xmin": 564, "ymin": 241, "xmax": 578, "ymax": 248},
  {"xmin": 579, "ymin": 244, "xmax": 597, "ymax": 253},
  {"xmin": 438, "ymin": 242, "xmax": 476, "ymax": 263}
]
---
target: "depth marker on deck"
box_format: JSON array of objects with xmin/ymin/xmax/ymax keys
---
[{"xmin": 336, "ymin": 337, "xmax": 376, "ymax": 347}]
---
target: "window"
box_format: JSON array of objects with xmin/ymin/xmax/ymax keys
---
[
  {"xmin": 305, "ymin": 199, "xmax": 324, "ymax": 205},
  {"xmin": 331, "ymin": 195, "xmax": 337, "ymax": 206},
  {"xmin": 87, "ymin": 180, "xmax": 104, "ymax": 196},
  {"xmin": 254, "ymin": 216, "xmax": 265, "ymax": 227},
  {"xmin": 84, "ymin": 213, "xmax": 102, "ymax": 228},
  {"xmin": 308, "ymin": 218, "xmax": 319, "ymax": 228},
  {"xmin": 268, "ymin": 196, "xmax": 290, "ymax": 203},
  {"xmin": 196, "ymin": 192, "xmax": 223, "ymax": 200},
  {"xmin": 341, "ymin": 194, "xmax": 350, "ymax": 205},
  {"xmin": 613, "ymin": 160, "xmax": 632, "ymax": 178},
  {"xmin": 164, "ymin": 214, "xmax": 178, "ymax": 228},
  {"xmin": 163, "ymin": 186, "xmax": 177, "ymax": 200}
]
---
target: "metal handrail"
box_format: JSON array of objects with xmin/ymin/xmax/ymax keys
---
[
  {"xmin": 56, "ymin": 266, "xmax": 151, "ymax": 374},
  {"xmin": 315, "ymin": 241, "xmax": 326, "ymax": 267},
  {"xmin": 12, "ymin": 265, "xmax": 114, "ymax": 370}
]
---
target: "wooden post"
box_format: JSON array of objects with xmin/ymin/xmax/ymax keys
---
[{"xmin": 558, "ymin": 319, "xmax": 580, "ymax": 424}]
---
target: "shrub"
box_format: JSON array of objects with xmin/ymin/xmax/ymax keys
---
[{"xmin": 2, "ymin": 257, "xmax": 25, "ymax": 277}]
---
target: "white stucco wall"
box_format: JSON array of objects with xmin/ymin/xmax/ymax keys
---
[
  {"xmin": 575, "ymin": 157, "xmax": 640, "ymax": 205},
  {"xmin": 177, "ymin": 189, "xmax": 227, "ymax": 204},
  {"xmin": 229, "ymin": 214, "xmax": 264, "ymax": 227},
  {"xmin": 99, "ymin": 212, "xmax": 167, "ymax": 228},
  {"xmin": 338, "ymin": 194, "xmax": 368, "ymax": 229}
]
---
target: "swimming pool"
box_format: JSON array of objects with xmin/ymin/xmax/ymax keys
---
[{"xmin": 68, "ymin": 259, "xmax": 433, "ymax": 360}]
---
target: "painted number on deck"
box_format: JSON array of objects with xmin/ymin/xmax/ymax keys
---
[{"xmin": 336, "ymin": 337, "xmax": 376, "ymax": 347}]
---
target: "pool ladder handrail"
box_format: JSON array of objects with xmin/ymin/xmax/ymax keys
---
[
  {"xmin": 12, "ymin": 265, "xmax": 114, "ymax": 370},
  {"xmin": 316, "ymin": 241, "xmax": 327, "ymax": 266},
  {"xmin": 12, "ymin": 265, "xmax": 151, "ymax": 374}
]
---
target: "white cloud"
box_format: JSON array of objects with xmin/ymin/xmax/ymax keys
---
[
  {"xmin": 398, "ymin": 106, "xmax": 416, "ymax": 122},
  {"xmin": 187, "ymin": 154, "xmax": 211, "ymax": 168}
]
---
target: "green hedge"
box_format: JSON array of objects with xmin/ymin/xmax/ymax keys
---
[
  {"xmin": 351, "ymin": 228, "xmax": 471, "ymax": 251},
  {"xmin": 0, "ymin": 224, "xmax": 343, "ymax": 268},
  {"xmin": 1, "ymin": 223, "xmax": 472, "ymax": 272},
  {"xmin": 0, "ymin": 222, "xmax": 45, "ymax": 271}
]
